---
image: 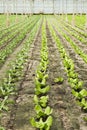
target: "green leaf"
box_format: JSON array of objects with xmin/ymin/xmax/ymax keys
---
[
  {"xmin": 79, "ymin": 89, "xmax": 87, "ymax": 98},
  {"xmin": 75, "ymin": 81, "xmax": 83, "ymax": 90},
  {"xmin": 35, "ymin": 85, "xmax": 50, "ymax": 95},
  {"xmin": 45, "ymin": 106, "xmax": 53, "ymax": 115},
  {"xmin": 72, "ymin": 89, "xmax": 79, "ymax": 98},
  {"xmin": 34, "ymin": 105, "xmax": 44, "ymax": 118},
  {"xmin": 81, "ymin": 98, "xmax": 87, "ymax": 109},
  {"xmin": 30, "ymin": 117, "xmax": 36, "ymax": 127},
  {"xmin": 54, "ymin": 77, "xmax": 64, "ymax": 83},
  {"xmin": 40, "ymin": 96, "xmax": 49, "ymax": 107},
  {"xmin": 45, "ymin": 116, "xmax": 53, "ymax": 130},
  {"xmin": 30, "ymin": 118, "xmax": 45, "ymax": 129},
  {"xmin": 34, "ymin": 95, "xmax": 39, "ymax": 104},
  {"xmin": 0, "ymin": 126, "xmax": 5, "ymax": 130}
]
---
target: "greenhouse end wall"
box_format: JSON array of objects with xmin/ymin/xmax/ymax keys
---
[{"xmin": 0, "ymin": 0, "xmax": 87, "ymax": 14}]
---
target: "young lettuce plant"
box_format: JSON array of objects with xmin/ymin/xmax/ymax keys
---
[
  {"xmin": 72, "ymin": 89, "xmax": 87, "ymax": 100},
  {"xmin": 0, "ymin": 126, "xmax": 5, "ymax": 130},
  {"xmin": 34, "ymin": 105, "xmax": 53, "ymax": 119},
  {"xmin": 67, "ymin": 71, "xmax": 78, "ymax": 79},
  {"xmin": 34, "ymin": 95, "xmax": 49, "ymax": 107},
  {"xmin": 79, "ymin": 98, "xmax": 87, "ymax": 110},
  {"xmin": 69, "ymin": 78, "xmax": 83, "ymax": 91},
  {"xmin": 35, "ymin": 73, "xmax": 50, "ymax": 95},
  {"xmin": 36, "ymin": 70, "xmax": 48, "ymax": 83},
  {"xmin": 30, "ymin": 116, "xmax": 53, "ymax": 130},
  {"xmin": 35, "ymin": 82, "xmax": 50, "ymax": 95},
  {"xmin": 54, "ymin": 77, "xmax": 64, "ymax": 84}
]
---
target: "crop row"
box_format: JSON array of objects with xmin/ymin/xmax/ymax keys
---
[
  {"xmin": 0, "ymin": 16, "xmax": 40, "ymax": 67},
  {"xmin": 48, "ymin": 19, "xmax": 87, "ymax": 121},
  {"xmin": 0, "ymin": 17, "xmax": 41, "ymax": 130},
  {"xmin": 0, "ymin": 20, "xmax": 27, "ymax": 46},
  {"xmin": 30, "ymin": 18, "xmax": 53, "ymax": 130},
  {"xmin": 0, "ymin": 16, "xmax": 37, "ymax": 49},
  {"xmin": 0, "ymin": 15, "xmax": 35, "ymax": 41},
  {"xmin": 52, "ymin": 18, "xmax": 87, "ymax": 65}
]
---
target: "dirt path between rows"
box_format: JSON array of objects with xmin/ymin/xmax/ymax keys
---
[
  {"xmin": 1, "ymin": 23, "xmax": 42, "ymax": 130},
  {"xmin": 46, "ymin": 23, "xmax": 87, "ymax": 130}
]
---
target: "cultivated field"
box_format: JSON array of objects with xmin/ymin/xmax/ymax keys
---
[{"xmin": 0, "ymin": 15, "xmax": 87, "ymax": 130}]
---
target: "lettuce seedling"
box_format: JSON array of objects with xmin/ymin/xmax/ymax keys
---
[
  {"xmin": 35, "ymin": 72, "xmax": 48, "ymax": 85},
  {"xmin": 40, "ymin": 96, "xmax": 49, "ymax": 107},
  {"xmin": 30, "ymin": 117, "xmax": 45, "ymax": 129},
  {"xmin": 0, "ymin": 96, "xmax": 8, "ymax": 111},
  {"xmin": 68, "ymin": 71, "xmax": 78, "ymax": 79},
  {"xmin": 35, "ymin": 84, "xmax": 50, "ymax": 95},
  {"xmin": 75, "ymin": 81, "xmax": 83, "ymax": 89},
  {"xmin": 0, "ymin": 126, "xmax": 5, "ymax": 130},
  {"xmin": 83, "ymin": 117, "xmax": 87, "ymax": 122},
  {"xmin": 80, "ymin": 98, "xmax": 87, "ymax": 110},
  {"xmin": 30, "ymin": 116, "xmax": 53, "ymax": 130},
  {"xmin": 34, "ymin": 95, "xmax": 49, "ymax": 107},
  {"xmin": 54, "ymin": 77, "xmax": 64, "ymax": 84},
  {"xmin": 35, "ymin": 105, "xmax": 53, "ymax": 118},
  {"xmin": 72, "ymin": 89, "xmax": 87, "ymax": 100}
]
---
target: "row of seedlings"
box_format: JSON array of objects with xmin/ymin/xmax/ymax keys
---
[
  {"xmin": 0, "ymin": 19, "xmax": 27, "ymax": 45},
  {"xmin": 30, "ymin": 19, "xmax": 53, "ymax": 130},
  {"xmin": 56, "ymin": 15, "xmax": 87, "ymax": 37},
  {"xmin": 0, "ymin": 18, "xmax": 41, "ymax": 130},
  {"xmin": 48, "ymin": 21, "xmax": 87, "ymax": 121},
  {"xmin": 0, "ymin": 20, "xmax": 28, "ymax": 47},
  {"xmin": 0, "ymin": 16, "xmax": 38, "ymax": 46},
  {"xmin": 0, "ymin": 16, "xmax": 40, "ymax": 67},
  {"xmin": 62, "ymin": 22, "xmax": 86, "ymax": 43},
  {"xmin": 55, "ymin": 20, "xmax": 87, "ymax": 64},
  {"xmin": 55, "ymin": 17, "xmax": 87, "ymax": 44},
  {"xmin": 51, "ymin": 18, "xmax": 87, "ymax": 66}
]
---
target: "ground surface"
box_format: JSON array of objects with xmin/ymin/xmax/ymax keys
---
[{"xmin": 0, "ymin": 15, "xmax": 87, "ymax": 130}]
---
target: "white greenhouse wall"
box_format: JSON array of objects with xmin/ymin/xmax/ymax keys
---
[{"xmin": 0, "ymin": 0, "xmax": 87, "ymax": 14}]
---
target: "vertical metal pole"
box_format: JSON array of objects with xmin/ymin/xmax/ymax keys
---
[
  {"xmin": 72, "ymin": 0, "xmax": 75, "ymax": 26},
  {"xmin": 53, "ymin": 0, "xmax": 54, "ymax": 14},
  {"xmin": 62, "ymin": 0, "xmax": 64, "ymax": 20},
  {"xmin": 66, "ymin": 0, "xmax": 68, "ymax": 21}
]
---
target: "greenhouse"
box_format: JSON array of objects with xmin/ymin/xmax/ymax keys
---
[
  {"xmin": 0, "ymin": 0, "xmax": 87, "ymax": 130},
  {"xmin": 0, "ymin": 0, "xmax": 87, "ymax": 14}
]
